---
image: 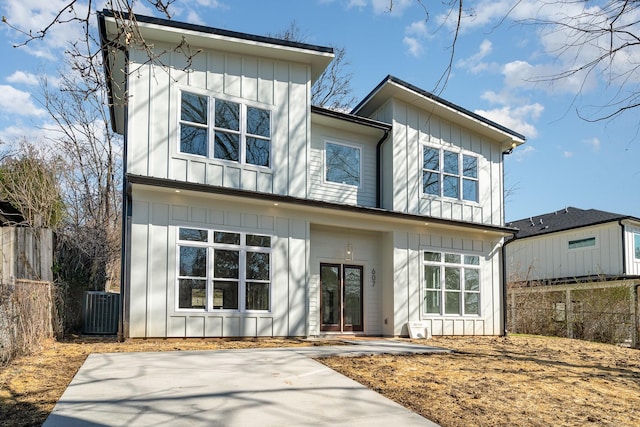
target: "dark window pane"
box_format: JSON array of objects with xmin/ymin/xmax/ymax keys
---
[
  {"xmin": 463, "ymin": 179, "xmax": 478, "ymax": 202},
  {"xmin": 443, "ymin": 175, "xmax": 459, "ymax": 198},
  {"xmin": 215, "ymin": 100, "xmax": 239, "ymax": 130},
  {"xmin": 424, "ymin": 252, "xmax": 441, "ymax": 262},
  {"xmin": 246, "ymin": 282, "xmax": 269, "ymax": 310},
  {"xmin": 424, "ymin": 265, "xmax": 440, "ymax": 289},
  {"xmin": 445, "ymin": 267, "xmax": 461, "ymax": 290},
  {"xmin": 246, "ymin": 234, "xmax": 271, "ymax": 247},
  {"xmin": 246, "ymin": 137, "xmax": 270, "ymax": 167},
  {"xmin": 247, "ymin": 252, "xmax": 269, "ymax": 280},
  {"xmin": 464, "ymin": 292, "xmax": 479, "ymax": 315},
  {"xmin": 423, "ymin": 171, "xmax": 439, "ymax": 195},
  {"xmin": 635, "ymin": 234, "xmax": 640, "ymax": 259},
  {"xmin": 214, "ymin": 232, "xmax": 240, "ymax": 245},
  {"xmin": 465, "ymin": 269, "xmax": 480, "ymax": 291},
  {"xmin": 463, "ymin": 155, "xmax": 477, "ymax": 178},
  {"xmin": 247, "ymin": 106, "xmax": 270, "ymax": 137},
  {"xmin": 181, "ymin": 92, "xmax": 207, "ymax": 124},
  {"xmin": 179, "ymin": 246, "xmax": 207, "ymax": 277},
  {"xmin": 443, "ymin": 151, "xmax": 458, "ymax": 174},
  {"xmin": 445, "ymin": 253, "xmax": 461, "ymax": 264},
  {"xmin": 180, "ymin": 124, "xmax": 208, "ymax": 156},
  {"xmin": 326, "ymin": 143, "xmax": 360, "ymax": 186},
  {"xmin": 179, "ymin": 228, "xmax": 208, "ymax": 242},
  {"xmin": 214, "ymin": 250, "xmax": 239, "ymax": 278},
  {"xmin": 465, "ymin": 255, "xmax": 480, "ymax": 265},
  {"xmin": 178, "ymin": 279, "xmax": 206, "ymax": 309},
  {"xmin": 213, "ymin": 281, "xmax": 238, "ymax": 309},
  {"xmin": 445, "ymin": 291, "xmax": 461, "ymax": 314},
  {"xmin": 214, "ymin": 131, "xmax": 239, "ymax": 161},
  {"xmin": 424, "ymin": 290, "xmax": 440, "ymax": 314},
  {"xmin": 423, "ymin": 147, "xmax": 439, "ymax": 170}
]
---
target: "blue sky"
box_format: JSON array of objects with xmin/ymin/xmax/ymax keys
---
[{"xmin": 1, "ymin": 0, "xmax": 639, "ymax": 221}]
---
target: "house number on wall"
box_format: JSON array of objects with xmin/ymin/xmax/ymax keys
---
[{"xmin": 371, "ymin": 268, "xmax": 376, "ymax": 287}]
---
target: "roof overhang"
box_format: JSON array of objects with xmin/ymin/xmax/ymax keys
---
[
  {"xmin": 352, "ymin": 76, "xmax": 526, "ymax": 151},
  {"xmin": 98, "ymin": 10, "xmax": 334, "ymax": 134},
  {"xmin": 311, "ymin": 105, "xmax": 391, "ymax": 138},
  {"xmin": 127, "ymin": 174, "xmax": 517, "ymax": 238}
]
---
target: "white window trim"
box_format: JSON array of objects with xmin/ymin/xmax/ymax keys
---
[
  {"xmin": 177, "ymin": 88, "xmax": 273, "ymax": 169},
  {"xmin": 323, "ymin": 140, "xmax": 363, "ymax": 188},
  {"xmin": 633, "ymin": 233, "xmax": 640, "ymax": 260},
  {"xmin": 175, "ymin": 227, "xmax": 272, "ymax": 313},
  {"xmin": 421, "ymin": 144, "xmax": 479, "ymax": 203},
  {"xmin": 422, "ymin": 250, "xmax": 482, "ymax": 317}
]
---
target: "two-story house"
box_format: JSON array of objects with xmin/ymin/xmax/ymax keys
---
[
  {"xmin": 505, "ymin": 207, "xmax": 640, "ymax": 344},
  {"xmin": 98, "ymin": 10, "xmax": 525, "ymax": 339}
]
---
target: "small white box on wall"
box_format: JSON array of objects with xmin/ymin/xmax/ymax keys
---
[{"xmin": 407, "ymin": 321, "xmax": 432, "ymax": 339}]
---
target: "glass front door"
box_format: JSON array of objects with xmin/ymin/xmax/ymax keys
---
[{"xmin": 320, "ymin": 263, "xmax": 363, "ymax": 332}]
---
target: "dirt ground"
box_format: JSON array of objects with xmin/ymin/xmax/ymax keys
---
[{"xmin": 1, "ymin": 335, "xmax": 639, "ymax": 427}]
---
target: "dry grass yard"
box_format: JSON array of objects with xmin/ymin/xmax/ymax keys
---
[{"xmin": 1, "ymin": 335, "xmax": 639, "ymax": 426}]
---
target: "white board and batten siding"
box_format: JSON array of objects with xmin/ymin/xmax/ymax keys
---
[
  {"xmin": 623, "ymin": 221, "xmax": 640, "ymax": 275},
  {"xmin": 126, "ymin": 44, "xmax": 312, "ymax": 198},
  {"xmin": 308, "ymin": 122, "xmax": 378, "ymax": 208},
  {"xmin": 367, "ymin": 98, "xmax": 504, "ymax": 226},
  {"xmin": 507, "ymin": 222, "xmax": 625, "ymax": 282},
  {"xmin": 128, "ymin": 187, "xmax": 309, "ymax": 338}
]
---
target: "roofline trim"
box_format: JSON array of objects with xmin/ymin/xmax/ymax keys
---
[
  {"xmin": 311, "ymin": 105, "xmax": 392, "ymax": 131},
  {"xmin": 100, "ymin": 9, "xmax": 334, "ymax": 55},
  {"xmin": 127, "ymin": 174, "xmax": 517, "ymax": 235},
  {"xmin": 352, "ymin": 75, "xmax": 526, "ymax": 142}
]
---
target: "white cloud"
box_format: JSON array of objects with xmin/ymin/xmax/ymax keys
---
[
  {"xmin": 405, "ymin": 20, "xmax": 428, "ymax": 38},
  {"xmin": 6, "ymin": 71, "xmax": 39, "ymax": 86},
  {"xmin": 513, "ymin": 144, "xmax": 535, "ymax": 162},
  {"xmin": 403, "ymin": 37, "xmax": 423, "ymax": 57},
  {"xmin": 0, "ymin": 85, "xmax": 45, "ymax": 117},
  {"xmin": 457, "ymin": 39, "xmax": 493, "ymax": 74},
  {"xmin": 563, "ymin": 151, "xmax": 573, "ymax": 158},
  {"xmin": 475, "ymin": 103, "xmax": 544, "ymax": 139},
  {"xmin": 347, "ymin": 0, "xmax": 367, "ymax": 8},
  {"xmin": 583, "ymin": 137, "xmax": 601, "ymax": 151}
]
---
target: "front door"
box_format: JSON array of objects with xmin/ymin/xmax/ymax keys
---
[{"xmin": 320, "ymin": 263, "xmax": 363, "ymax": 332}]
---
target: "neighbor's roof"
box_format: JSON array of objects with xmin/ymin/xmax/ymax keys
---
[
  {"xmin": 508, "ymin": 207, "xmax": 640, "ymax": 239},
  {"xmin": 351, "ymin": 75, "xmax": 526, "ymax": 147}
]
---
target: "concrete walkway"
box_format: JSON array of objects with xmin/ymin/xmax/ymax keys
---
[{"xmin": 43, "ymin": 340, "xmax": 446, "ymax": 426}]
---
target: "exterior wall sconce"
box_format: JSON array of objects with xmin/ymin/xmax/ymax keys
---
[{"xmin": 346, "ymin": 243, "xmax": 353, "ymax": 261}]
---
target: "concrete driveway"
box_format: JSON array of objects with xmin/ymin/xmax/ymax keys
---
[{"xmin": 43, "ymin": 340, "xmax": 444, "ymax": 426}]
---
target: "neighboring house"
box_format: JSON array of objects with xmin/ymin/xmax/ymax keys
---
[
  {"xmin": 505, "ymin": 207, "xmax": 640, "ymax": 345},
  {"xmin": 98, "ymin": 10, "xmax": 525, "ymax": 339}
]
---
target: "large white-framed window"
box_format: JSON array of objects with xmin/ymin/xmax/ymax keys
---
[
  {"xmin": 325, "ymin": 141, "xmax": 361, "ymax": 186},
  {"xmin": 422, "ymin": 146, "xmax": 478, "ymax": 202},
  {"xmin": 177, "ymin": 227, "xmax": 272, "ymax": 312},
  {"xmin": 423, "ymin": 251, "xmax": 480, "ymax": 316},
  {"xmin": 179, "ymin": 90, "xmax": 271, "ymax": 167}
]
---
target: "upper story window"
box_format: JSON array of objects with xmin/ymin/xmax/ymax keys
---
[
  {"xmin": 634, "ymin": 234, "xmax": 640, "ymax": 260},
  {"xmin": 180, "ymin": 91, "xmax": 271, "ymax": 167},
  {"xmin": 422, "ymin": 146, "xmax": 478, "ymax": 202},
  {"xmin": 177, "ymin": 227, "xmax": 272, "ymax": 312},
  {"xmin": 568, "ymin": 237, "xmax": 596, "ymax": 250},
  {"xmin": 423, "ymin": 251, "xmax": 480, "ymax": 316},
  {"xmin": 325, "ymin": 141, "xmax": 361, "ymax": 186}
]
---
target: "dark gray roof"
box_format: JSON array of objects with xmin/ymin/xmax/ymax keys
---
[{"xmin": 508, "ymin": 207, "xmax": 639, "ymax": 239}]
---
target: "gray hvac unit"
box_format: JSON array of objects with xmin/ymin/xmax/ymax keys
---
[{"xmin": 82, "ymin": 291, "xmax": 120, "ymax": 335}]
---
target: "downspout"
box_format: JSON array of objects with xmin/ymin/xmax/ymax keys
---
[
  {"xmin": 375, "ymin": 129, "xmax": 390, "ymax": 209},
  {"xmin": 501, "ymin": 143, "xmax": 516, "ymax": 336},
  {"xmin": 119, "ymin": 53, "xmax": 131, "ymax": 342},
  {"xmin": 620, "ymin": 219, "xmax": 627, "ymax": 275}
]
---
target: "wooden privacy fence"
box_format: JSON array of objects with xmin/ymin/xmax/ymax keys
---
[{"xmin": 0, "ymin": 280, "xmax": 54, "ymax": 365}]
